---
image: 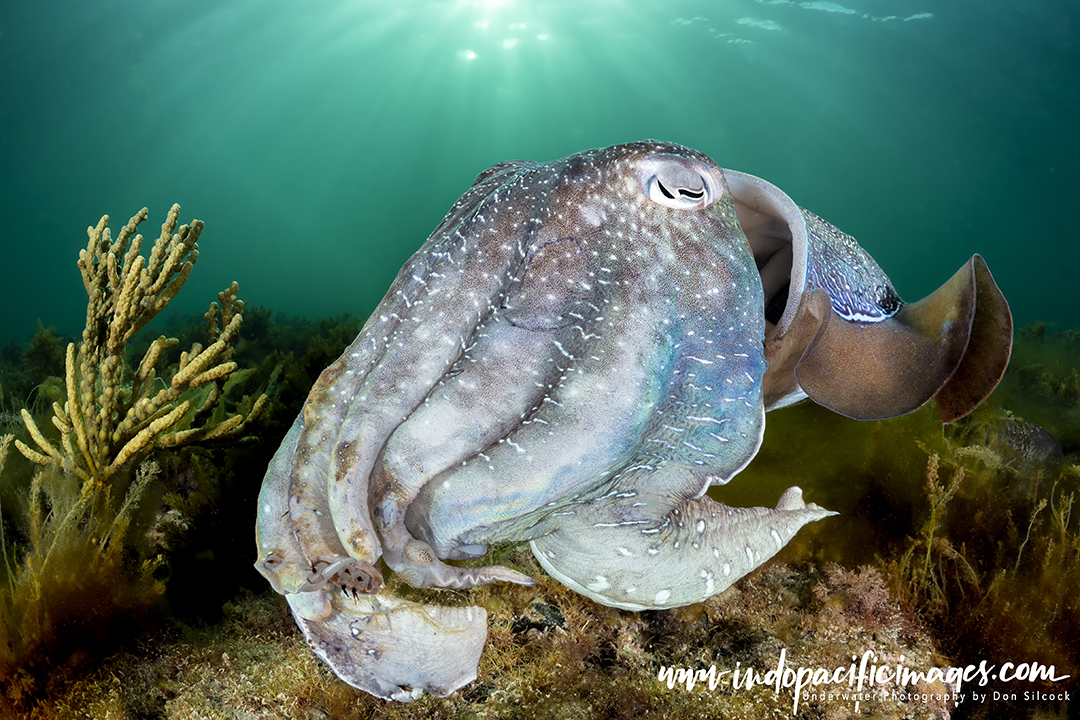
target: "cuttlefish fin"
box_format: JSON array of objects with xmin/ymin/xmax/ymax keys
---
[
  {"xmin": 287, "ymin": 589, "xmax": 488, "ymax": 702},
  {"xmin": 933, "ymin": 255, "xmax": 1012, "ymax": 422},
  {"xmin": 793, "ymin": 254, "xmax": 1011, "ymax": 422}
]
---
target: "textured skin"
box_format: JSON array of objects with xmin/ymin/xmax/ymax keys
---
[{"xmin": 254, "ymin": 141, "xmax": 1008, "ymax": 701}]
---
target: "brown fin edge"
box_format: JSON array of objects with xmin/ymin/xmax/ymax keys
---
[
  {"xmin": 791, "ymin": 255, "xmax": 1010, "ymax": 422},
  {"xmin": 933, "ymin": 254, "xmax": 1012, "ymax": 422}
]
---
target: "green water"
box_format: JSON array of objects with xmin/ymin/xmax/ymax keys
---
[{"xmin": 1, "ymin": 0, "xmax": 1076, "ymax": 347}]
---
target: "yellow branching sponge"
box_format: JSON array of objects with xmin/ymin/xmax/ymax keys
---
[
  {"xmin": 15, "ymin": 205, "xmax": 267, "ymax": 481},
  {"xmin": 0, "ymin": 206, "xmax": 268, "ymax": 711}
]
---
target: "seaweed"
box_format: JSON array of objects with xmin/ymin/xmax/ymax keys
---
[
  {"xmin": 0, "ymin": 206, "xmax": 273, "ymax": 714},
  {"xmin": 6, "ymin": 306, "xmax": 1079, "ymax": 718},
  {"xmin": 0, "ymin": 441, "xmax": 166, "ymax": 707}
]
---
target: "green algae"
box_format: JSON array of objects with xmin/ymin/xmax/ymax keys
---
[{"xmin": 0, "ymin": 450, "xmax": 167, "ymax": 711}]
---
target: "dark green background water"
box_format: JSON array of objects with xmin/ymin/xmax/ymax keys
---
[{"xmin": 1, "ymin": 0, "xmax": 1076, "ymax": 349}]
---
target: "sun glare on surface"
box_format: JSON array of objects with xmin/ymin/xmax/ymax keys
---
[{"xmin": 449, "ymin": 0, "xmax": 559, "ymax": 62}]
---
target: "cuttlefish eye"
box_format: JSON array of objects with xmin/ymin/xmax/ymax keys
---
[{"xmin": 639, "ymin": 156, "xmax": 719, "ymax": 210}]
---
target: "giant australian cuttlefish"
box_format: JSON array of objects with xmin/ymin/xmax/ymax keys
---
[{"xmin": 255, "ymin": 140, "xmax": 1011, "ymax": 700}]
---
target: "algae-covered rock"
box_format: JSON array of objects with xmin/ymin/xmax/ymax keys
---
[{"xmin": 36, "ymin": 554, "xmax": 951, "ymax": 720}]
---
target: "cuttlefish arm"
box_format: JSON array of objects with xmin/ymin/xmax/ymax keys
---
[
  {"xmin": 253, "ymin": 163, "xmax": 543, "ymax": 700},
  {"xmin": 286, "ymin": 589, "xmax": 488, "ymax": 702},
  {"xmin": 726, "ymin": 170, "xmax": 1012, "ymax": 422},
  {"xmin": 530, "ymin": 465, "xmax": 836, "ymax": 612},
  {"xmin": 284, "ymin": 158, "xmax": 538, "ymax": 596},
  {"xmin": 255, "ymin": 416, "xmax": 491, "ymax": 702}
]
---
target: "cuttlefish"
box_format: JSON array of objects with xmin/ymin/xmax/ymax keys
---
[{"xmin": 255, "ymin": 141, "xmax": 1011, "ymax": 700}]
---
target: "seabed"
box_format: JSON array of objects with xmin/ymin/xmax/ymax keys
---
[{"xmin": 1, "ymin": 315, "xmax": 1077, "ymax": 720}]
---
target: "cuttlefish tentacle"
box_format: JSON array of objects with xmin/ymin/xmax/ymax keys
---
[
  {"xmin": 287, "ymin": 297, "xmax": 408, "ymax": 593},
  {"xmin": 374, "ymin": 314, "xmax": 558, "ymax": 587},
  {"xmin": 286, "ymin": 268, "xmax": 452, "ymax": 590},
  {"xmin": 529, "ymin": 463, "xmax": 835, "ymax": 611},
  {"xmin": 261, "ymin": 415, "xmax": 380, "ymax": 600},
  {"xmin": 371, "ymin": 230, "xmax": 605, "ymax": 587},
  {"xmin": 333, "ymin": 164, "xmax": 563, "ymax": 591},
  {"xmin": 256, "ymin": 416, "xmax": 318, "ymax": 596}
]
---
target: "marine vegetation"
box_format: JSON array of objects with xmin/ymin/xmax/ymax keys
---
[
  {"xmin": 14, "ymin": 205, "xmax": 266, "ymax": 480},
  {"xmin": 0, "ymin": 205, "xmax": 267, "ymax": 713},
  {"xmin": 5, "ymin": 321, "xmax": 1076, "ymax": 720},
  {"xmin": 892, "ymin": 327, "xmax": 1080, "ymax": 718}
]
